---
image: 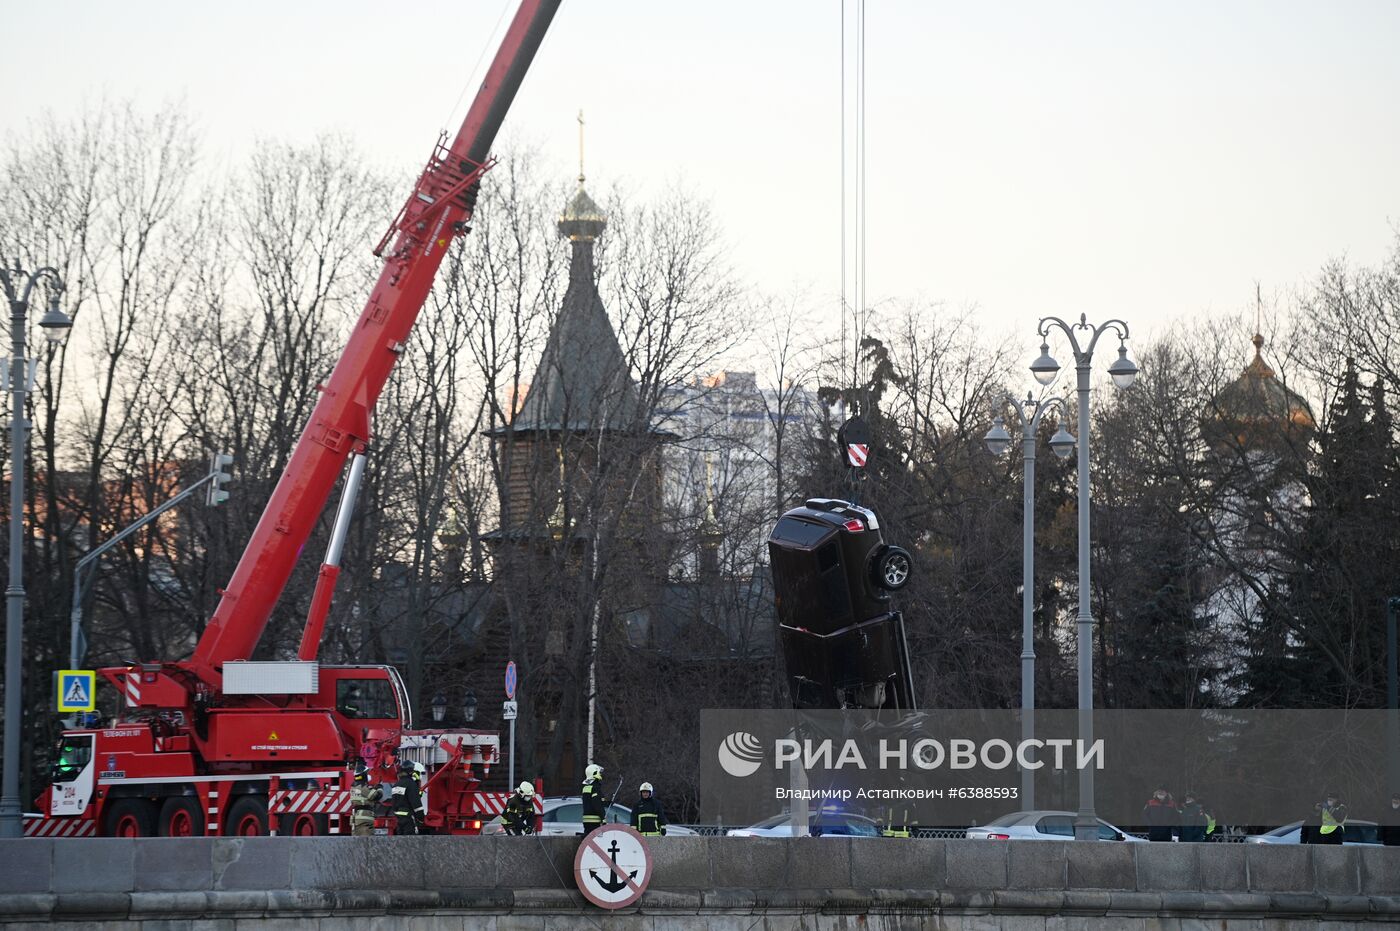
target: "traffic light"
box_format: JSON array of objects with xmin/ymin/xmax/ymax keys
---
[{"xmin": 207, "ymin": 452, "xmax": 234, "ymax": 506}]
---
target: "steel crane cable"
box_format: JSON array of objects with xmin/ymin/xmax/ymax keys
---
[
  {"xmin": 441, "ymin": 0, "xmax": 517, "ymax": 141},
  {"xmin": 840, "ymin": 0, "xmax": 870, "ymax": 416},
  {"xmin": 858, "ymin": 0, "xmax": 868, "ymax": 414},
  {"xmin": 840, "ymin": 0, "xmax": 848, "ymax": 414}
]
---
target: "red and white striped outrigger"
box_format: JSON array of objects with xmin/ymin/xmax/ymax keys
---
[
  {"xmin": 267, "ymin": 773, "xmax": 351, "ymax": 836},
  {"xmin": 24, "ymin": 815, "xmax": 96, "ymax": 837},
  {"xmin": 472, "ymin": 791, "xmax": 543, "ymax": 818}
]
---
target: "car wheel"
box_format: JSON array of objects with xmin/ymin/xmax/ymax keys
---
[{"xmin": 872, "ymin": 545, "xmax": 912, "ymax": 591}]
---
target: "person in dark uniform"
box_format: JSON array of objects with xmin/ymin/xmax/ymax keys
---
[
  {"xmin": 1141, "ymin": 785, "xmax": 1178, "ymax": 842},
  {"xmin": 1177, "ymin": 791, "xmax": 1206, "ymax": 843},
  {"xmin": 629, "ymin": 782, "xmax": 667, "ymax": 837},
  {"xmin": 503, "ymin": 782, "xmax": 536, "ymax": 836},
  {"xmin": 1381, "ymin": 793, "xmax": 1400, "ymax": 847},
  {"xmin": 581, "ymin": 763, "xmax": 605, "ymax": 834},
  {"xmin": 385, "ymin": 761, "xmax": 421, "ymax": 835}
]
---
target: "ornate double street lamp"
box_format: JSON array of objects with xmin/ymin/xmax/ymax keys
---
[
  {"xmin": 1030, "ymin": 314, "xmax": 1137, "ymax": 840},
  {"xmin": 985, "ymin": 392, "xmax": 1076, "ymax": 810},
  {"xmin": 0, "ymin": 262, "xmax": 73, "ymax": 838}
]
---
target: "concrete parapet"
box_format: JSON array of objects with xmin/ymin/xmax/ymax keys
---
[{"xmin": 0, "ymin": 836, "xmax": 1397, "ymax": 926}]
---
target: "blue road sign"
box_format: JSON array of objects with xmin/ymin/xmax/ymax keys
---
[
  {"xmin": 505, "ymin": 661, "xmax": 517, "ymax": 700},
  {"xmin": 57, "ymin": 669, "xmax": 96, "ymax": 713}
]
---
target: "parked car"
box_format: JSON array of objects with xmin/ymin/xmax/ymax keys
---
[
  {"xmin": 481, "ymin": 795, "xmax": 697, "ymax": 836},
  {"xmin": 1244, "ymin": 820, "xmax": 1380, "ymax": 846},
  {"xmin": 964, "ymin": 810, "xmax": 1147, "ymax": 842},
  {"xmin": 725, "ymin": 808, "xmax": 882, "ymax": 838}
]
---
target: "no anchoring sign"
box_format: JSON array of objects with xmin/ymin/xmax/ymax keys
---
[{"xmin": 573, "ymin": 824, "xmax": 652, "ymax": 909}]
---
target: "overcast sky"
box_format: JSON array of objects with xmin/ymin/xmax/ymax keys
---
[{"xmin": 5, "ymin": 0, "xmax": 1400, "ymax": 352}]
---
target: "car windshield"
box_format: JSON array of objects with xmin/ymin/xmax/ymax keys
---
[
  {"xmin": 51, "ymin": 735, "xmax": 92, "ymax": 783},
  {"xmin": 983, "ymin": 813, "xmax": 1024, "ymax": 827}
]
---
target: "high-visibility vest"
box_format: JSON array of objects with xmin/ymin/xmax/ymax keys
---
[
  {"xmin": 1320, "ymin": 806, "xmax": 1345, "ymax": 834},
  {"xmin": 1205, "ymin": 813, "xmax": 1217, "ymax": 835},
  {"xmin": 582, "ymin": 780, "xmax": 604, "ymax": 823}
]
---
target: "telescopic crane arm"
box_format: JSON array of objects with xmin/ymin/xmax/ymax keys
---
[{"xmin": 190, "ymin": 0, "xmax": 561, "ymax": 681}]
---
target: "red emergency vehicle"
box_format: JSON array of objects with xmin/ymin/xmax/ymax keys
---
[{"xmin": 25, "ymin": 0, "xmax": 559, "ymax": 838}]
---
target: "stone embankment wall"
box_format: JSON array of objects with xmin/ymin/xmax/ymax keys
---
[{"xmin": 2, "ymin": 836, "xmax": 1398, "ymax": 929}]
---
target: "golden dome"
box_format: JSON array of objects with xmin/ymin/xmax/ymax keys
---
[
  {"xmin": 558, "ymin": 179, "xmax": 606, "ymax": 241},
  {"xmin": 1202, "ymin": 333, "xmax": 1315, "ymax": 452}
]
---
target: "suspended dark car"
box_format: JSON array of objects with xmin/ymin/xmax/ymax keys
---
[{"xmin": 767, "ymin": 498, "xmax": 916, "ymax": 711}]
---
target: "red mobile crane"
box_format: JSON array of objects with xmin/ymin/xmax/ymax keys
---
[{"xmin": 26, "ymin": 0, "xmax": 560, "ymax": 839}]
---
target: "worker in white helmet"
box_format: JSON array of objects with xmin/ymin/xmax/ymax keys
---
[
  {"xmin": 411, "ymin": 762, "xmax": 428, "ymax": 830},
  {"xmin": 630, "ymin": 781, "xmax": 667, "ymax": 837},
  {"xmin": 503, "ymin": 781, "xmax": 536, "ymax": 835},
  {"xmin": 581, "ymin": 763, "xmax": 605, "ymax": 833}
]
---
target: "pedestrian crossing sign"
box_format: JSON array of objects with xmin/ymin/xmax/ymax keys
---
[{"xmin": 57, "ymin": 670, "xmax": 96, "ymax": 713}]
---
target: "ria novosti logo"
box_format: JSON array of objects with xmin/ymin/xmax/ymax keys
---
[{"xmin": 717, "ymin": 731, "xmax": 764, "ymax": 777}]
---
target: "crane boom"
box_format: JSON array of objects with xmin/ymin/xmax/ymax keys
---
[{"xmin": 191, "ymin": 0, "xmax": 561, "ymax": 677}]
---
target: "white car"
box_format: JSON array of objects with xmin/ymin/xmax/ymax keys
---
[
  {"xmin": 726, "ymin": 809, "xmax": 882, "ymax": 837},
  {"xmin": 482, "ymin": 795, "xmax": 696, "ymax": 836},
  {"xmin": 964, "ymin": 810, "xmax": 1146, "ymax": 842},
  {"xmin": 1245, "ymin": 820, "xmax": 1380, "ymax": 846}
]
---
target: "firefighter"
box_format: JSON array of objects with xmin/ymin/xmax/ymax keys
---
[
  {"xmin": 349, "ymin": 767, "xmax": 382, "ymax": 837},
  {"xmin": 410, "ymin": 761, "xmax": 429, "ymax": 833},
  {"xmin": 503, "ymin": 781, "xmax": 536, "ymax": 836},
  {"xmin": 1312, "ymin": 789, "xmax": 1348, "ymax": 845},
  {"xmin": 630, "ymin": 782, "xmax": 667, "ymax": 837},
  {"xmin": 385, "ymin": 760, "xmax": 421, "ymax": 835},
  {"xmin": 581, "ymin": 763, "xmax": 605, "ymax": 834}
]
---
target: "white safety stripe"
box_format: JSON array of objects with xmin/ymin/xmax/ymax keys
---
[{"xmin": 124, "ymin": 670, "xmax": 141, "ymax": 707}]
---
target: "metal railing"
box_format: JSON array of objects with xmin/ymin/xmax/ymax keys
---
[{"xmin": 678, "ymin": 824, "xmax": 1250, "ymax": 841}]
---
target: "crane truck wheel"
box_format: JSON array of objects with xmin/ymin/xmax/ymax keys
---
[
  {"xmin": 104, "ymin": 799, "xmax": 157, "ymax": 838},
  {"xmin": 286, "ymin": 812, "xmax": 327, "ymax": 836},
  {"xmin": 226, "ymin": 796, "xmax": 269, "ymax": 836},
  {"xmin": 871, "ymin": 545, "xmax": 912, "ymax": 591},
  {"xmin": 158, "ymin": 797, "xmax": 205, "ymax": 837}
]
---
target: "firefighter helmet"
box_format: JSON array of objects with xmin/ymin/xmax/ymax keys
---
[
  {"xmin": 412, "ymin": 761, "xmax": 427, "ymax": 779},
  {"xmin": 640, "ymin": 782, "xmax": 654, "ymax": 793},
  {"xmin": 585, "ymin": 763, "xmax": 602, "ymax": 781},
  {"xmin": 518, "ymin": 781, "xmax": 535, "ymax": 798}
]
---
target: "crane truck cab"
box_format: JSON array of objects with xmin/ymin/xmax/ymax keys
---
[{"xmin": 768, "ymin": 498, "xmax": 916, "ymax": 711}]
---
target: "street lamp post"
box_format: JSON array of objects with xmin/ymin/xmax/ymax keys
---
[
  {"xmin": 0, "ymin": 262, "xmax": 73, "ymax": 838},
  {"xmin": 1030, "ymin": 314, "xmax": 1137, "ymax": 840},
  {"xmin": 985, "ymin": 392, "xmax": 1076, "ymax": 811}
]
